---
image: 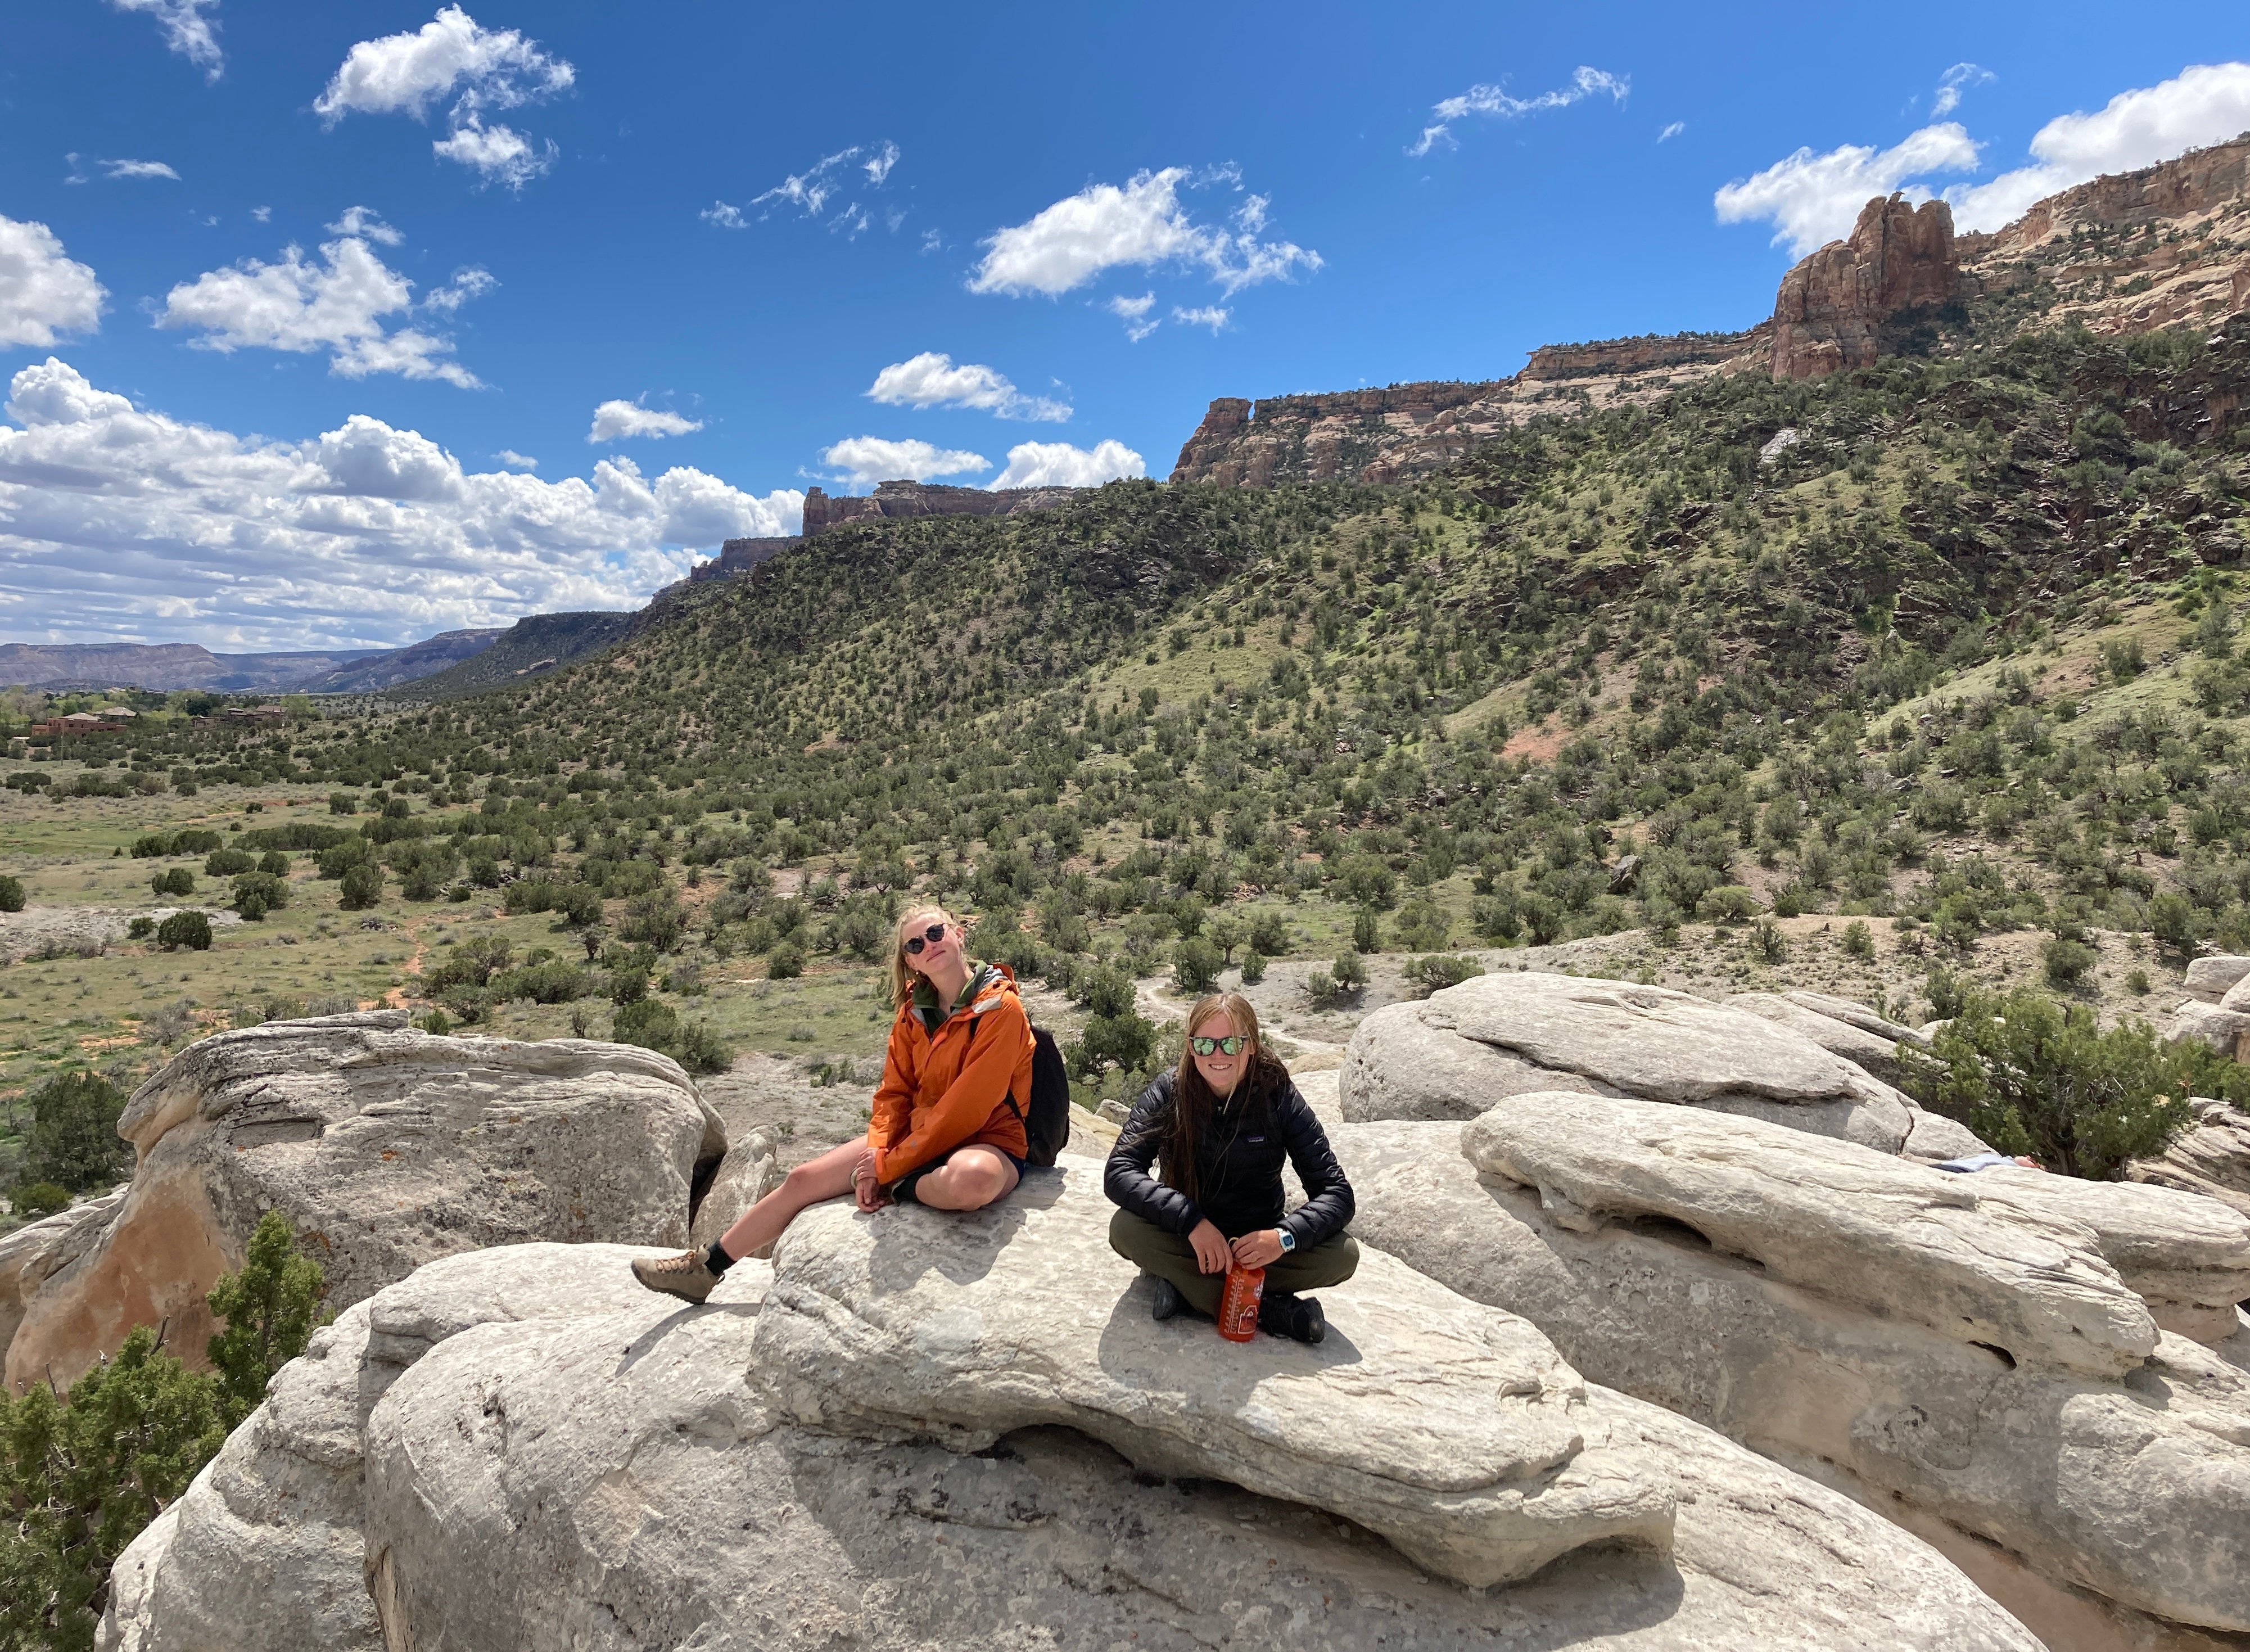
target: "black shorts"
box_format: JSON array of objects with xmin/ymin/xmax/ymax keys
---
[{"xmin": 888, "ymin": 1144, "xmax": 1029, "ymax": 1204}]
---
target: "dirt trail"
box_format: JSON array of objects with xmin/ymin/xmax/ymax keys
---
[{"xmin": 381, "ymin": 919, "xmax": 431, "ymax": 1009}]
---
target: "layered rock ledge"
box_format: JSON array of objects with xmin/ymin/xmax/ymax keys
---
[
  {"xmin": 1338, "ymin": 1108, "xmax": 2250, "ymax": 1650},
  {"xmin": 1341, "ymin": 969, "xmax": 1981, "ymax": 1157}
]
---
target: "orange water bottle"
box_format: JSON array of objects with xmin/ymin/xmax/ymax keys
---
[{"xmin": 1217, "ymin": 1263, "xmax": 1265, "ymax": 1342}]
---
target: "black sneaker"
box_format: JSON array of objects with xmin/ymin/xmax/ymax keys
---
[
  {"xmin": 1259, "ymin": 1290, "xmax": 1326, "ymax": 1345},
  {"xmin": 1149, "ymin": 1277, "xmax": 1183, "ymax": 1321}
]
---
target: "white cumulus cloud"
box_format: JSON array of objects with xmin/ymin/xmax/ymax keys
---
[
  {"xmin": 155, "ymin": 211, "xmax": 489, "ymax": 389},
  {"xmin": 588, "ymin": 400, "xmax": 705, "ymax": 442},
  {"xmin": 969, "ymin": 167, "xmax": 1319, "ymax": 299},
  {"xmin": 315, "ymin": 6, "xmax": 573, "ymax": 189},
  {"xmin": 865, "ymin": 352, "xmax": 1069, "ymax": 422},
  {"xmin": 1713, "ymin": 123, "xmax": 1980, "ymax": 255},
  {"xmin": 0, "ymin": 216, "xmax": 106, "ymax": 347},
  {"xmin": 820, "ymin": 436, "xmax": 989, "ymax": 485},
  {"xmin": 0, "ymin": 357, "xmax": 802, "ymax": 648},
  {"xmin": 1409, "ymin": 66, "xmax": 1628, "ymax": 157},
  {"xmin": 495, "ymin": 448, "xmax": 537, "ymax": 470},
  {"xmin": 1950, "ymin": 62, "xmax": 2250, "ymax": 231},
  {"xmin": 1172, "ymin": 305, "xmax": 1230, "ymax": 333},
  {"xmin": 1717, "ymin": 62, "xmax": 2250, "ymax": 255},
  {"xmin": 109, "ymin": 0, "xmax": 222, "ymax": 81},
  {"xmin": 990, "ymin": 439, "xmax": 1145, "ymax": 490}
]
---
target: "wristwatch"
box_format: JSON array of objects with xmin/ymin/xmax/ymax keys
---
[{"xmin": 1277, "ymin": 1228, "xmax": 1296, "ymax": 1254}]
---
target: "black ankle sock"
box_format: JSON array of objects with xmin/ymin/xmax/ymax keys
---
[{"xmin": 704, "ymin": 1241, "xmax": 735, "ymax": 1276}]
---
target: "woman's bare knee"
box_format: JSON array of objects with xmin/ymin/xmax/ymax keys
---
[{"xmin": 916, "ymin": 1154, "xmax": 1014, "ymax": 1211}]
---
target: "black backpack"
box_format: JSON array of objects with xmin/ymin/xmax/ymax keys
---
[
  {"xmin": 959, "ymin": 972, "xmax": 1073, "ymax": 1167},
  {"xmin": 1005, "ymin": 1026, "xmax": 1073, "ymax": 1167}
]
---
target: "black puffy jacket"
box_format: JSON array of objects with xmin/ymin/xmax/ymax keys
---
[{"xmin": 1104, "ymin": 1067, "xmax": 1354, "ymax": 1247}]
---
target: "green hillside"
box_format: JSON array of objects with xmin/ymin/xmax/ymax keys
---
[
  {"xmin": 387, "ymin": 610, "xmax": 634, "ymax": 701},
  {"xmin": 12, "ymin": 318, "xmax": 2250, "ymax": 1111}
]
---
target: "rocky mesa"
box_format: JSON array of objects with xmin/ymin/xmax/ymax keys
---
[{"xmin": 1173, "ymin": 130, "xmax": 2250, "ymax": 486}]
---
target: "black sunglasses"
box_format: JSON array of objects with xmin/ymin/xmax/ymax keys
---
[{"xmin": 902, "ymin": 923, "xmax": 948, "ymax": 955}]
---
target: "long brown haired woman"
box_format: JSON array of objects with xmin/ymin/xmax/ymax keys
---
[
  {"xmin": 632, "ymin": 904, "xmax": 1033, "ymax": 1303},
  {"xmin": 1103, "ymin": 991, "xmax": 1357, "ymax": 1343}
]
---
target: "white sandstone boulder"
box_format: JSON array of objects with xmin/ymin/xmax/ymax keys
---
[
  {"xmin": 8, "ymin": 1012, "xmax": 724, "ymax": 1391},
  {"xmin": 105, "ymin": 1182, "xmax": 2045, "ymax": 1652},
  {"xmin": 1337, "ymin": 1113, "xmax": 2250, "ymax": 1648},
  {"xmin": 2185, "ymin": 954, "xmax": 2250, "ymax": 1003},
  {"xmin": 1341, "ymin": 971, "xmax": 1922, "ymax": 1150}
]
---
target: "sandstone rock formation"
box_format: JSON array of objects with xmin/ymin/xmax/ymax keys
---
[
  {"xmin": 1727, "ymin": 987, "xmax": 1929, "ymax": 1085},
  {"xmin": 1169, "ymin": 340, "xmax": 1763, "ymax": 487},
  {"xmin": 0, "ymin": 1186, "xmax": 125, "ymax": 1364},
  {"xmin": 688, "ymin": 1125, "xmax": 780, "ymax": 1251},
  {"xmin": 1771, "ymin": 193, "xmax": 1961, "ymax": 380},
  {"xmin": 801, "ymin": 479, "xmax": 1077, "ymax": 535},
  {"xmin": 756, "ymin": 1170, "xmax": 1678, "ymax": 1589},
  {"xmin": 2132, "ymin": 1096, "xmax": 2250, "ymax": 1221},
  {"xmin": 1336, "ymin": 1105, "xmax": 2250, "ymax": 1651},
  {"xmin": 2183, "ymin": 954, "xmax": 2250, "ymax": 1002},
  {"xmin": 1339, "ymin": 968, "xmax": 1978, "ymax": 1156},
  {"xmin": 105, "ymin": 1177, "xmax": 2043, "ymax": 1651},
  {"xmin": 4, "ymin": 1011, "xmax": 723, "ymax": 1392},
  {"xmin": 1173, "ymin": 135, "xmax": 2250, "ymax": 488}
]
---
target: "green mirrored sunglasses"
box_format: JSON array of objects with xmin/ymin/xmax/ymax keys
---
[{"xmin": 1190, "ymin": 1035, "xmax": 1246, "ymax": 1057}]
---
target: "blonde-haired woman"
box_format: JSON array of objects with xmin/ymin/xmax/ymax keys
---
[
  {"xmin": 1104, "ymin": 991, "xmax": 1357, "ymax": 1343},
  {"xmin": 634, "ymin": 905, "xmax": 1033, "ymax": 1303}
]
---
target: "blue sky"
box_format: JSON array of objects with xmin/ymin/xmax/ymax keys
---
[{"xmin": 2, "ymin": 0, "xmax": 2247, "ymax": 651}]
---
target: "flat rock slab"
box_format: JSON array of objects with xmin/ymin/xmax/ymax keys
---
[
  {"xmin": 1343, "ymin": 972, "xmax": 1915, "ymax": 1152},
  {"xmin": 752, "ymin": 1157, "xmax": 1674, "ymax": 1588},
  {"xmin": 1728, "ymin": 990, "xmax": 1918, "ymax": 1084},
  {"xmin": 1462, "ymin": 1091, "xmax": 2158, "ymax": 1377},
  {"xmin": 9, "ymin": 1012, "xmax": 724, "ymax": 1391},
  {"xmin": 333, "ymin": 1243, "xmax": 2038, "ymax": 1651}
]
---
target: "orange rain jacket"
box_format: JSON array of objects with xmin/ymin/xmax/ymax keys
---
[{"xmin": 868, "ymin": 963, "xmax": 1033, "ymax": 1184}]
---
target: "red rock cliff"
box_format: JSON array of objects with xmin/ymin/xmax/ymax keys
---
[{"xmin": 1770, "ymin": 194, "xmax": 1960, "ymax": 380}]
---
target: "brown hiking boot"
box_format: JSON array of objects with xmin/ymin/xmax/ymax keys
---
[{"xmin": 631, "ymin": 1249, "xmax": 719, "ymax": 1305}]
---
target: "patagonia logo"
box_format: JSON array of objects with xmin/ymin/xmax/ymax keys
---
[{"xmin": 1246, "ymin": 1135, "xmax": 1267, "ymax": 1144}]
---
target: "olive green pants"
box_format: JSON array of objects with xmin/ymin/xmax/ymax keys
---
[{"xmin": 1108, "ymin": 1209, "xmax": 1360, "ymax": 1318}]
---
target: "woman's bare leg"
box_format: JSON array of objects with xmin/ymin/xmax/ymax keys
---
[
  {"xmin": 716, "ymin": 1139, "xmax": 863, "ymax": 1260},
  {"xmin": 910, "ymin": 1144, "xmax": 1019, "ymax": 1212}
]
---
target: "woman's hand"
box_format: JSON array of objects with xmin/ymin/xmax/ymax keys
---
[
  {"xmin": 1187, "ymin": 1219, "xmax": 1232, "ymax": 1275},
  {"xmin": 852, "ymin": 1148, "xmax": 887, "ymax": 1212},
  {"xmin": 1230, "ymin": 1229, "xmax": 1285, "ymax": 1269}
]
